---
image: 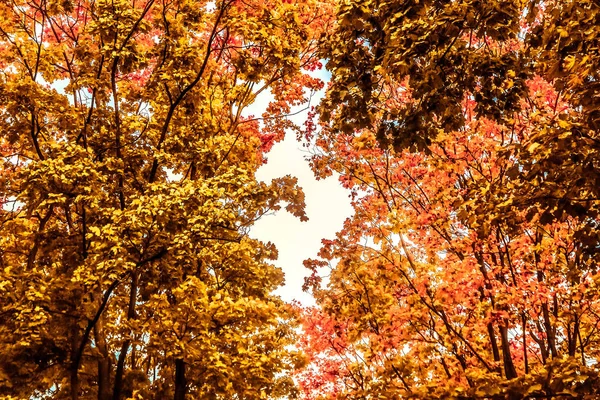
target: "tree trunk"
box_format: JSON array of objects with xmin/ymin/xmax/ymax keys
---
[
  {"xmin": 541, "ymin": 302, "xmax": 558, "ymax": 358},
  {"xmin": 112, "ymin": 340, "xmax": 130, "ymax": 400},
  {"xmin": 113, "ymin": 273, "xmax": 138, "ymax": 400},
  {"xmin": 71, "ymin": 324, "xmax": 80, "ymax": 400},
  {"xmin": 71, "ymin": 368, "xmax": 79, "ymax": 400},
  {"xmin": 522, "ymin": 313, "xmax": 529, "ymax": 374},
  {"xmin": 95, "ymin": 317, "xmax": 111, "ymax": 400},
  {"xmin": 487, "ymin": 322, "xmax": 501, "ymax": 364},
  {"xmin": 500, "ymin": 325, "xmax": 517, "ymax": 379},
  {"xmin": 174, "ymin": 358, "xmax": 187, "ymax": 400}
]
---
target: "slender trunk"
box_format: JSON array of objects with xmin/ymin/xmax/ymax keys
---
[
  {"xmin": 112, "ymin": 340, "xmax": 130, "ymax": 400},
  {"xmin": 500, "ymin": 325, "xmax": 517, "ymax": 379},
  {"xmin": 174, "ymin": 358, "xmax": 187, "ymax": 400},
  {"xmin": 97, "ymin": 353, "xmax": 111, "ymax": 400},
  {"xmin": 71, "ymin": 368, "xmax": 79, "ymax": 400},
  {"xmin": 578, "ymin": 322, "xmax": 586, "ymax": 364},
  {"xmin": 567, "ymin": 322, "xmax": 574, "ymax": 356},
  {"xmin": 522, "ymin": 313, "xmax": 529, "ymax": 374},
  {"xmin": 95, "ymin": 317, "xmax": 111, "ymax": 400},
  {"xmin": 535, "ymin": 231, "xmax": 557, "ymax": 359},
  {"xmin": 477, "ymin": 254, "xmax": 500, "ymax": 373},
  {"xmin": 533, "ymin": 320, "xmax": 549, "ymax": 363},
  {"xmin": 569, "ymin": 314, "xmax": 579, "ymax": 357},
  {"xmin": 112, "ymin": 273, "xmax": 138, "ymax": 400},
  {"xmin": 439, "ymin": 356, "xmax": 452, "ymax": 379},
  {"xmin": 131, "ymin": 339, "xmax": 137, "ymax": 370},
  {"xmin": 71, "ymin": 323, "xmax": 80, "ymax": 400},
  {"xmin": 541, "ymin": 302, "xmax": 558, "ymax": 358},
  {"xmin": 487, "ymin": 323, "xmax": 501, "ymax": 364}
]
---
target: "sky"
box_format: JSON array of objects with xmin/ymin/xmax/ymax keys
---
[
  {"xmin": 251, "ymin": 133, "xmax": 353, "ymax": 305},
  {"xmin": 247, "ymin": 75, "xmax": 353, "ymax": 305}
]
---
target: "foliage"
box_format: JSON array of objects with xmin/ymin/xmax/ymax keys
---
[
  {"xmin": 319, "ymin": 0, "xmax": 600, "ymax": 241},
  {"xmin": 299, "ymin": 79, "xmax": 600, "ymax": 399},
  {"xmin": 298, "ymin": 0, "xmax": 600, "ymax": 398},
  {"xmin": 0, "ymin": 0, "xmax": 330, "ymax": 398},
  {"xmin": 4, "ymin": 0, "xmax": 600, "ymax": 398}
]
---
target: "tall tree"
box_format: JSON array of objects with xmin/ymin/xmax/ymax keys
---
[
  {"xmin": 299, "ymin": 77, "xmax": 600, "ymax": 399},
  {"xmin": 0, "ymin": 0, "xmax": 329, "ymax": 398},
  {"xmin": 298, "ymin": 0, "xmax": 600, "ymax": 397},
  {"xmin": 319, "ymin": 0, "xmax": 600, "ymax": 234}
]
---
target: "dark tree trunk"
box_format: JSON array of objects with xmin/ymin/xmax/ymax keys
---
[
  {"xmin": 112, "ymin": 340, "xmax": 130, "ymax": 400},
  {"xmin": 174, "ymin": 358, "xmax": 187, "ymax": 400},
  {"xmin": 95, "ymin": 318, "xmax": 111, "ymax": 400},
  {"xmin": 500, "ymin": 325, "xmax": 517, "ymax": 379}
]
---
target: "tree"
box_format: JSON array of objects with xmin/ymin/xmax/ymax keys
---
[
  {"xmin": 0, "ymin": 0, "xmax": 329, "ymax": 398},
  {"xmin": 319, "ymin": 0, "xmax": 600, "ymax": 233},
  {"xmin": 297, "ymin": 1, "xmax": 600, "ymax": 398},
  {"xmin": 299, "ymin": 78, "xmax": 600, "ymax": 399}
]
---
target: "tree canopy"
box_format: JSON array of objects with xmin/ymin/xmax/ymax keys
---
[
  {"xmin": 298, "ymin": 0, "xmax": 600, "ymax": 399},
  {"xmin": 0, "ymin": 0, "xmax": 330, "ymax": 398},
  {"xmin": 2, "ymin": 0, "xmax": 600, "ymax": 399}
]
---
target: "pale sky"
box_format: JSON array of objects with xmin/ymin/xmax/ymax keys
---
[
  {"xmin": 248, "ymin": 75, "xmax": 353, "ymax": 305},
  {"xmin": 252, "ymin": 133, "xmax": 352, "ymax": 305}
]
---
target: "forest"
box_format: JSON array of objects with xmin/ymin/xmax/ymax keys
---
[{"xmin": 1, "ymin": 0, "xmax": 599, "ymax": 398}]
